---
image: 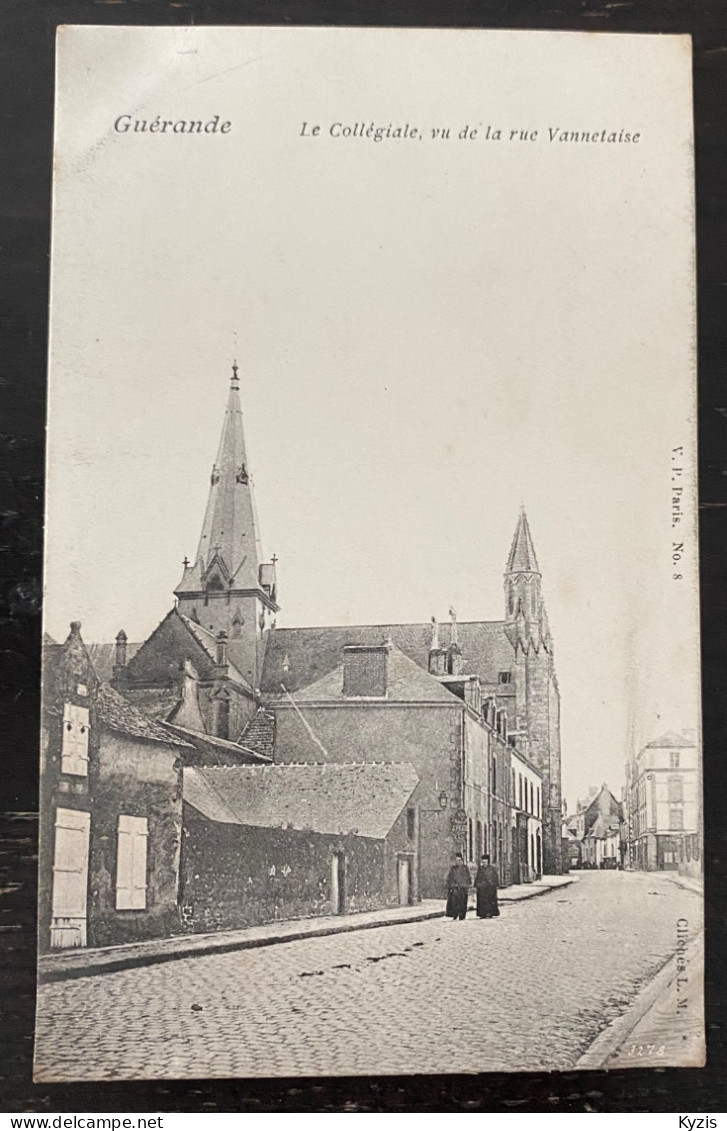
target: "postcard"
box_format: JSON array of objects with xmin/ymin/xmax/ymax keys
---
[{"xmin": 35, "ymin": 25, "xmax": 702, "ymax": 1080}]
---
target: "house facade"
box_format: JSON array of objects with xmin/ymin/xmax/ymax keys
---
[
  {"xmin": 623, "ymin": 730, "xmax": 699, "ymax": 872},
  {"xmin": 39, "ymin": 623, "xmax": 189, "ymax": 952}
]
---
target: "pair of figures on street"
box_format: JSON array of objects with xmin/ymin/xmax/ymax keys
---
[{"xmin": 446, "ymin": 853, "xmax": 500, "ymax": 920}]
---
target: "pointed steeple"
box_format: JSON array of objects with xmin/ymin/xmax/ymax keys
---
[
  {"xmin": 506, "ymin": 506, "xmax": 540, "ymax": 575},
  {"xmin": 174, "ymin": 362, "xmax": 278, "ymax": 668},
  {"xmin": 504, "ymin": 508, "xmax": 548, "ymax": 652},
  {"xmin": 192, "ymin": 361, "xmax": 262, "ymax": 588}
]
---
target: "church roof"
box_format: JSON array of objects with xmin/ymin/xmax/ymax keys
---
[
  {"xmin": 273, "ymin": 643, "xmax": 459, "ymax": 705},
  {"xmin": 260, "ymin": 620, "xmax": 514, "ymax": 695},
  {"xmin": 506, "ymin": 508, "xmax": 540, "ymax": 574},
  {"xmin": 183, "ymin": 762, "xmax": 419, "ymax": 839},
  {"xmin": 175, "ymin": 364, "xmax": 264, "ymax": 595},
  {"xmin": 86, "ymin": 641, "xmax": 141, "ymax": 683}
]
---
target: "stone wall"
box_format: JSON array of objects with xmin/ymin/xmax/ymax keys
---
[{"xmin": 180, "ymin": 803, "xmax": 414, "ymax": 932}]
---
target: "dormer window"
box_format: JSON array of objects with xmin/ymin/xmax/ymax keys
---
[
  {"xmin": 61, "ymin": 702, "xmax": 90, "ymax": 777},
  {"xmin": 498, "ymin": 671, "xmax": 512, "ymax": 685}
]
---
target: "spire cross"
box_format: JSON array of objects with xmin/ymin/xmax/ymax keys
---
[
  {"xmin": 271, "ymin": 554, "xmax": 278, "ymax": 565},
  {"xmin": 231, "ymin": 359, "xmax": 239, "ymax": 389},
  {"xmin": 183, "ymin": 556, "xmax": 190, "ymax": 569}
]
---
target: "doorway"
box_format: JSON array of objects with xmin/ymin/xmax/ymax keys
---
[
  {"xmin": 331, "ymin": 851, "xmax": 346, "ymax": 914},
  {"xmin": 397, "ymin": 856, "xmax": 412, "ymax": 906},
  {"xmin": 50, "ymin": 807, "xmax": 90, "ymax": 948}
]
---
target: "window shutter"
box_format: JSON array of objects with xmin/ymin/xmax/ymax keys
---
[
  {"xmin": 51, "ymin": 808, "xmax": 90, "ymax": 918},
  {"xmin": 61, "ymin": 703, "xmax": 90, "ymax": 776},
  {"xmin": 116, "ymin": 815, "xmax": 148, "ymax": 910}
]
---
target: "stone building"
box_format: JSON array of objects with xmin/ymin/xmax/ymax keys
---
[
  {"xmin": 39, "ymin": 623, "xmax": 191, "ymax": 951},
  {"xmin": 623, "ymin": 730, "xmax": 699, "ymax": 871},
  {"xmin": 180, "ymin": 762, "xmax": 420, "ymax": 931},
  {"xmin": 564, "ymin": 784, "xmax": 623, "ymax": 870}
]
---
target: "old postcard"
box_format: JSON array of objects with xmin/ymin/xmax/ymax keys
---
[{"xmin": 36, "ymin": 26, "xmax": 702, "ymax": 1080}]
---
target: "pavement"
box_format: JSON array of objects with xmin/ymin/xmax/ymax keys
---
[
  {"xmin": 34, "ymin": 870, "xmax": 702, "ymax": 1081},
  {"xmin": 38, "ymin": 874, "xmax": 575, "ymax": 982}
]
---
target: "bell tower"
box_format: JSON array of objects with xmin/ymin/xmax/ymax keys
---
[
  {"xmin": 174, "ymin": 362, "xmax": 279, "ymax": 687},
  {"xmin": 504, "ymin": 507, "xmax": 562, "ymax": 873}
]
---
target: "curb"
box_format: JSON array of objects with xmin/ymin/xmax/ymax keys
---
[
  {"xmin": 574, "ymin": 931, "xmax": 704, "ymax": 1070},
  {"xmin": 39, "ymin": 875, "xmax": 576, "ymax": 984},
  {"xmin": 38, "ymin": 908, "xmax": 446, "ymax": 983}
]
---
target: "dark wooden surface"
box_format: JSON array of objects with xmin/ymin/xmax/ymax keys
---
[{"xmin": 1, "ymin": 0, "xmax": 726, "ymax": 1112}]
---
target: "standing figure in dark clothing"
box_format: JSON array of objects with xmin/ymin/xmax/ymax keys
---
[
  {"xmin": 474, "ymin": 855, "xmax": 500, "ymax": 918},
  {"xmin": 446, "ymin": 852, "xmax": 471, "ymax": 920}
]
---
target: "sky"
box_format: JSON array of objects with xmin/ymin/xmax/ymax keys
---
[{"xmin": 45, "ymin": 27, "xmax": 701, "ymax": 807}]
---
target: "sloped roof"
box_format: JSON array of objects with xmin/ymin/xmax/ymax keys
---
[
  {"xmin": 276, "ymin": 644, "xmax": 459, "ymax": 705},
  {"xmin": 86, "ymin": 642, "xmax": 141, "ymax": 683},
  {"xmin": 184, "ymin": 762, "xmax": 419, "ymax": 839},
  {"xmin": 164, "ymin": 723, "xmax": 271, "ymax": 765},
  {"xmin": 586, "ymin": 813, "xmax": 622, "ymax": 839},
  {"xmin": 260, "ymin": 620, "xmax": 514, "ymax": 694},
  {"xmin": 645, "ymin": 729, "xmax": 697, "ymax": 749},
  {"xmin": 97, "ymin": 683, "xmax": 192, "ymax": 748},
  {"xmin": 120, "ymin": 686, "xmax": 183, "ymax": 722},
  {"xmin": 238, "ymin": 707, "xmax": 276, "ymax": 756}
]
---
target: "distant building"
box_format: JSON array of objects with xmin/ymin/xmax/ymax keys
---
[
  {"xmin": 564, "ymin": 784, "xmax": 623, "ymax": 870},
  {"xmin": 623, "ymin": 730, "xmax": 699, "ymax": 872}
]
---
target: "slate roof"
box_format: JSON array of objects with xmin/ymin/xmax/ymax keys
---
[
  {"xmin": 120, "ymin": 686, "xmax": 183, "ymax": 722},
  {"xmin": 260, "ymin": 620, "xmax": 514, "ymax": 695},
  {"xmin": 164, "ymin": 723, "xmax": 271, "ymax": 765},
  {"xmin": 86, "ymin": 642, "xmax": 141, "ymax": 683},
  {"xmin": 97, "ymin": 683, "xmax": 192, "ymax": 748},
  {"xmin": 586, "ymin": 814, "xmax": 622, "ymax": 839},
  {"xmin": 238, "ymin": 707, "xmax": 276, "ymax": 757},
  {"xmin": 183, "ymin": 762, "xmax": 419, "ymax": 839},
  {"xmin": 274, "ymin": 644, "xmax": 459, "ymax": 705}
]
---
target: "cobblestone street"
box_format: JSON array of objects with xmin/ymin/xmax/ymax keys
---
[{"xmin": 34, "ymin": 871, "xmax": 701, "ymax": 1081}]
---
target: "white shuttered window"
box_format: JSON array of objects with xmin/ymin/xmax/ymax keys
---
[
  {"xmin": 61, "ymin": 702, "xmax": 90, "ymax": 776},
  {"xmin": 116, "ymin": 815, "xmax": 148, "ymax": 910}
]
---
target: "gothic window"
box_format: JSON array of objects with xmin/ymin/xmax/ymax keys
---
[
  {"xmin": 407, "ymin": 808, "xmax": 416, "ymax": 840},
  {"xmin": 508, "ymin": 583, "xmax": 515, "ymax": 615},
  {"xmin": 61, "ymin": 703, "xmax": 90, "ymax": 777},
  {"xmin": 207, "ymin": 574, "xmax": 224, "ymax": 592}
]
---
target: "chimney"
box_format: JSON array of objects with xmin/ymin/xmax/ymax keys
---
[
  {"xmin": 342, "ymin": 643, "xmax": 389, "ymax": 698},
  {"xmin": 464, "ymin": 675, "xmax": 481, "ymax": 713},
  {"xmin": 447, "ymin": 642, "xmax": 463, "ymax": 676},
  {"xmin": 428, "ymin": 616, "xmax": 447, "ymax": 675},
  {"xmin": 112, "ymin": 629, "xmax": 128, "ymax": 685}
]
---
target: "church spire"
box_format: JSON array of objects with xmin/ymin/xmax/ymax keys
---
[
  {"xmin": 504, "ymin": 508, "xmax": 549, "ymax": 652},
  {"xmin": 506, "ymin": 506, "xmax": 540, "ymax": 575},
  {"xmin": 193, "ymin": 361, "xmax": 262, "ymax": 587}
]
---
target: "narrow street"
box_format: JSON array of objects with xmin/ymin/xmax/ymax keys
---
[{"xmin": 34, "ymin": 871, "xmax": 700, "ymax": 1081}]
